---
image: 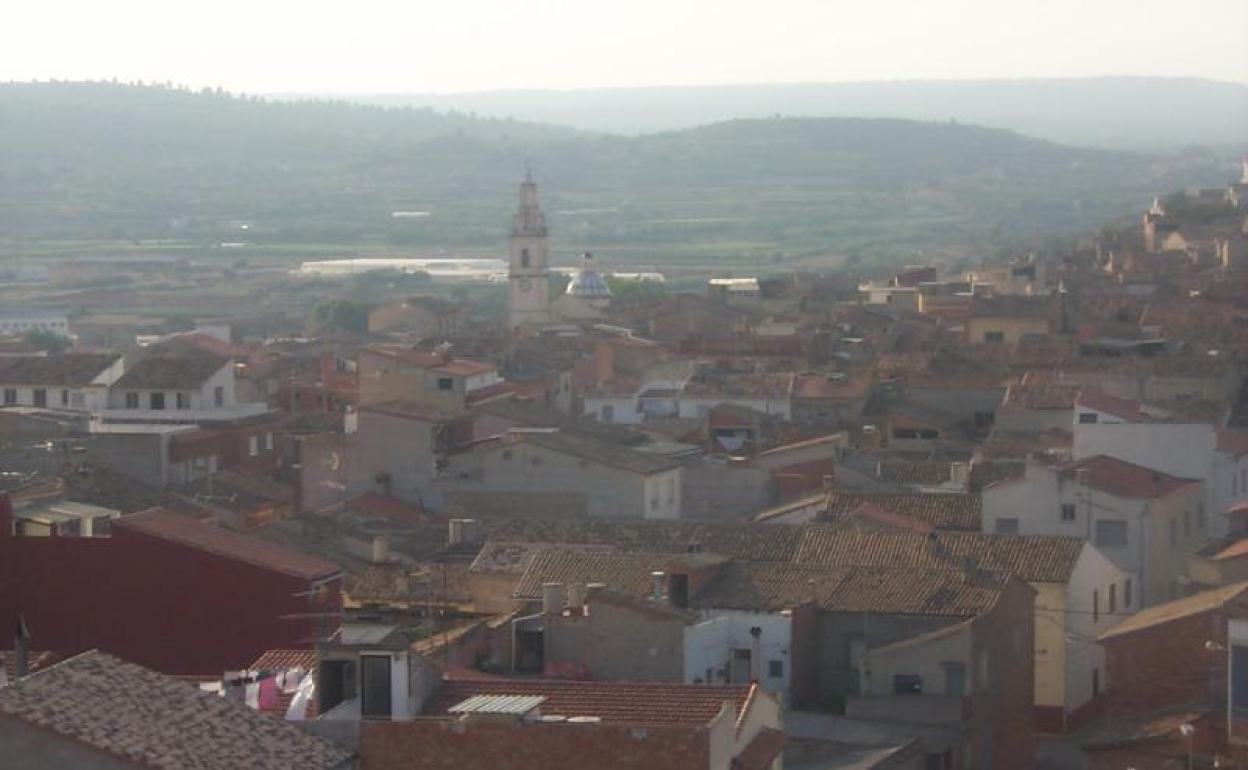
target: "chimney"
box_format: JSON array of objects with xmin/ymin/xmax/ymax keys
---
[
  {"xmin": 541, "ymin": 583, "xmax": 566, "ymax": 615},
  {"xmin": 566, "ymin": 583, "xmax": 586, "ymax": 614},
  {"xmin": 370, "ymin": 535, "xmax": 389, "ymax": 564},
  {"xmin": 749, "ymin": 626, "xmax": 762, "ymax": 683},
  {"xmin": 14, "ymin": 615, "xmax": 30, "ymax": 679}
]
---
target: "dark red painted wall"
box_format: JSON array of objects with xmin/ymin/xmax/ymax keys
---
[{"xmin": 0, "ymin": 497, "xmax": 340, "ymax": 675}]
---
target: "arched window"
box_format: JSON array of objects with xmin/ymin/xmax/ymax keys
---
[{"xmin": 521, "ymin": 248, "xmax": 530, "ymax": 268}]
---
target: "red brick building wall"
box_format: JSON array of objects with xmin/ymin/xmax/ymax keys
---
[
  {"xmin": 1103, "ymin": 605, "xmax": 1241, "ymax": 717},
  {"xmin": 0, "ymin": 498, "xmax": 340, "ymax": 675}
]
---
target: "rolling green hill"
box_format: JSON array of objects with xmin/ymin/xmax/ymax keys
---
[{"xmin": 0, "ymin": 82, "xmax": 1229, "ymax": 271}]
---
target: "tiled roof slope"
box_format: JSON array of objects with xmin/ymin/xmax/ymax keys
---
[
  {"xmin": 824, "ymin": 492, "xmax": 982, "ymax": 531},
  {"xmin": 113, "ymin": 349, "xmax": 228, "ymax": 390},
  {"xmin": 0, "ymin": 353, "xmax": 119, "ymax": 387},
  {"xmin": 1059, "ymin": 455, "xmax": 1197, "ymax": 500},
  {"xmin": 692, "ymin": 562, "xmax": 1010, "ymax": 617},
  {"xmin": 478, "ymin": 516, "xmax": 805, "ymax": 563},
  {"xmin": 427, "ymin": 678, "xmax": 753, "ymax": 725},
  {"xmin": 1098, "ymin": 582, "xmax": 1248, "ymax": 641},
  {"xmin": 513, "ymin": 549, "xmax": 674, "ymax": 600},
  {"xmin": 793, "ymin": 528, "xmax": 1085, "ymax": 584},
  {"xmin": 0, "ymin": 650, "xmax": 353, "ymax": 770},
  {"xmin": 116, "ymin": 509, "xmax": 341, "ymax": 580}
]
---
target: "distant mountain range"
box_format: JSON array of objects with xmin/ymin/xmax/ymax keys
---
[
  {"xmin": 0, "ymin": 82, "xmax": 1233, "ymax": 271},
  {"xmin": 298, "ymin": 78, "xmax": 1248, "ymax": 151}
]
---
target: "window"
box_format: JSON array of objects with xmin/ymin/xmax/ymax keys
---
[
  {"xmin": 768, "ymin": 660, "xmax": 784, "ymax": 679},
  {"xmin": 248, "ymin": 436, "xmax": 259, "ymax": 457},
  {"xmin": 665, "ymin": 477, "xmax": 675, "ymax": 504},
  {"xmin": 437, "ymin": 377, "xmax": 454, "ymax": 391},
  {"xmin": 150, "ymin": 392, "xmax": 165, "ymax": 410},
  {"xmin": 1124, "ymin": 578, "xmax": 1133, "ymax": 608},
  {"xmin": 530, "ymin": 455, "xmax": 542, "ymax": 467},
  {"xmin": 264, "ymin": 432, "xmax": 273, "ymax": 451},
  {"xmin": 214, "ymin": 386, "xmax": 224, "ymax": 407},
  {"xmin": 973, "ymin": 411, "xmax": 994, "ymax": 428},
  {"xmin": 892, "ymin": 674, "xmax": 923, "ymax": 695},
  {"xmin": 125, "ymin": 392, "xmax": 139, "ymax": 409},
  {"xmin": 360, "ymin": 655, "xmax": 393, "ymax": 719},
  {"xmin": 944, "ymin": 663, "xmax": 966, "ymax": 697},
  {"xmin": 2, "ymin": 388, "xmax": 14, "ymax": 405},
  {"xmin": 1095, "ymin": 520, "xmax": 1128, "ymax": 548},
  {"xmin": 1079, "ymin": 412, "xmax": 1099, "ymax": 424},
  {"xmin": 60, "ymin": 390, "xmax": 68, "ymax": 406},
  {"xmin": 984, "ymin": 331, "xmax": 1005, "ymax": 344},
  {"xmin": 1234, "ymin": 645, "xmax": 1248, "ymax": 715},
  {"xmin": 1060, "ymin": 503, "xmax": 1076, "ymax": 521},
  {"xmin": 520, "ymin": 248, "xmax": 530, "ymax": 268},
  {"xmin": 600, "ymin": 404, "xmax": 615, "ymax": 422},
  {"xmin": 32, "ymin": 389, "xmax": 46, "ymax": 407},
  {"xmin": 994, "ymin": 518, "xmax": 1019, "ymax": 535},
  {"xmin": 501, "ymin": 450, "xmax": 513, "ymax": 461},
  {"xmin": 1109, "ymin": 584, "xmax": 1117, "ymax": 614},
  {"xmin": 1093, "ymin": 590, "xmax": 1099, "ymax": 622},
  {"xmin": 176, "ymin": 392, "xmax": 190, "ymax": 409},
  {"xmin": 1092, "ymin": 668, "xmax": 1100, "ymax": 697}
]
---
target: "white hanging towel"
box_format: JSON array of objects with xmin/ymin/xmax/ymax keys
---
[{"xmin": 286, "ymin": 672, "xmax": 315, "ymax": 721}]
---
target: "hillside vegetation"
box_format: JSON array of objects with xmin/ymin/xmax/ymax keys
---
[{"xmin": 0, "ymin": 82, "xmax": 1227, "ymax": 271}]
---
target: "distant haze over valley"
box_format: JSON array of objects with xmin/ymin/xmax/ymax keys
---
[{"xmin": 285, "ymin": 77, "xmax": 1248, "ymax": 151}]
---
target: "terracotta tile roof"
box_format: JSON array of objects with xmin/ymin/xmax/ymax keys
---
[
  {"xmin": 733, "ymin": 727, "xmax": 788, "ymax": 770},
  {"xmin": 513, "ymin": 549, "xmax": 674, "ymax": 600},
  {"xmin": 693, "ymin": 562, "xmax": 1010, "ymax": 617},
  {"xmin": 114, "ymin": 348, "xmax": 229, "ymax": 390},
  {"xmin": 830, "ymin": 501, "xmax": 936, "ymax": 532},
  {"xmin": 431, "ymin": 359, "xmax": 498, "ymax": 377},
  {"xmin": 0, "ymin": 650, "xmax": 353, "ymax": 769},
  {"xmin": 345, "ymin": 492, "xmax": 426, "ymax": 523},
  {"xmin": 793, "ymin": 528, "xmax": 1086, "ymax": 584},
  {"xmin": 1075, "ymin": 388, "xmax": 1144, "ymax": 421},
  {"xmin": 1058, "ymin": 455, "xmax": 1198, "ymax": 500},
  {"xmin": 427, "ymin": 678, "xmax": 754, "ymax": 725},
  {"xmin": 1099, "ymin": 582, "xmax": 1248, "ymax": 641},
  {"xmin": 478, "ymin": 516, "xmax": 805, "ymax": 563},
  {"xmin": 248, "ymin": 649, "xmax": 317, "ymax": 672},
  {"xmin": 0, "ymin": 353, "xmax": 120, "ymax": 387},
  {"xmin": 824, "ymin": 492, "xmax": 981, "ymax": 531},
  {"xmin": 115, "ymin": 509, "xmax": 341, "ymax": 580}
]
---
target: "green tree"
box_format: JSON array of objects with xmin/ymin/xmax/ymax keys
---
[
  {"xmin": 308, "ymin": 299, "xmax": 369, "ymax": 336},
  {"xmin": 23, "ymin": 328, "xmax": 71, "ymax": 353},
  {"xmin": 606, "ymin": 276, "xmax": 669, "ymax": 308}
]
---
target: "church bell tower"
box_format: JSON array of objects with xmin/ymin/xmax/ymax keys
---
[{"xmin": 507, "ymin": 171, "xmax": 552, "ymax": 331}]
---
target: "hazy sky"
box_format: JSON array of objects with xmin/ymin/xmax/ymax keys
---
[{"xmin": 6, "ymin": 0, "xmax": 1247, "ymax": 93}]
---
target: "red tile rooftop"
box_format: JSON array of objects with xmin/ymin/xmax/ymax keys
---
[{"xmin": 1058, "ymin": 455, "xmax": 1198, "ymax": 500}]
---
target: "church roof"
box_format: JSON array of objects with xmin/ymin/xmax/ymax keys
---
[{"xmin": 565, "ymin": 253, "xmax": 612, "ymax": 299}]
